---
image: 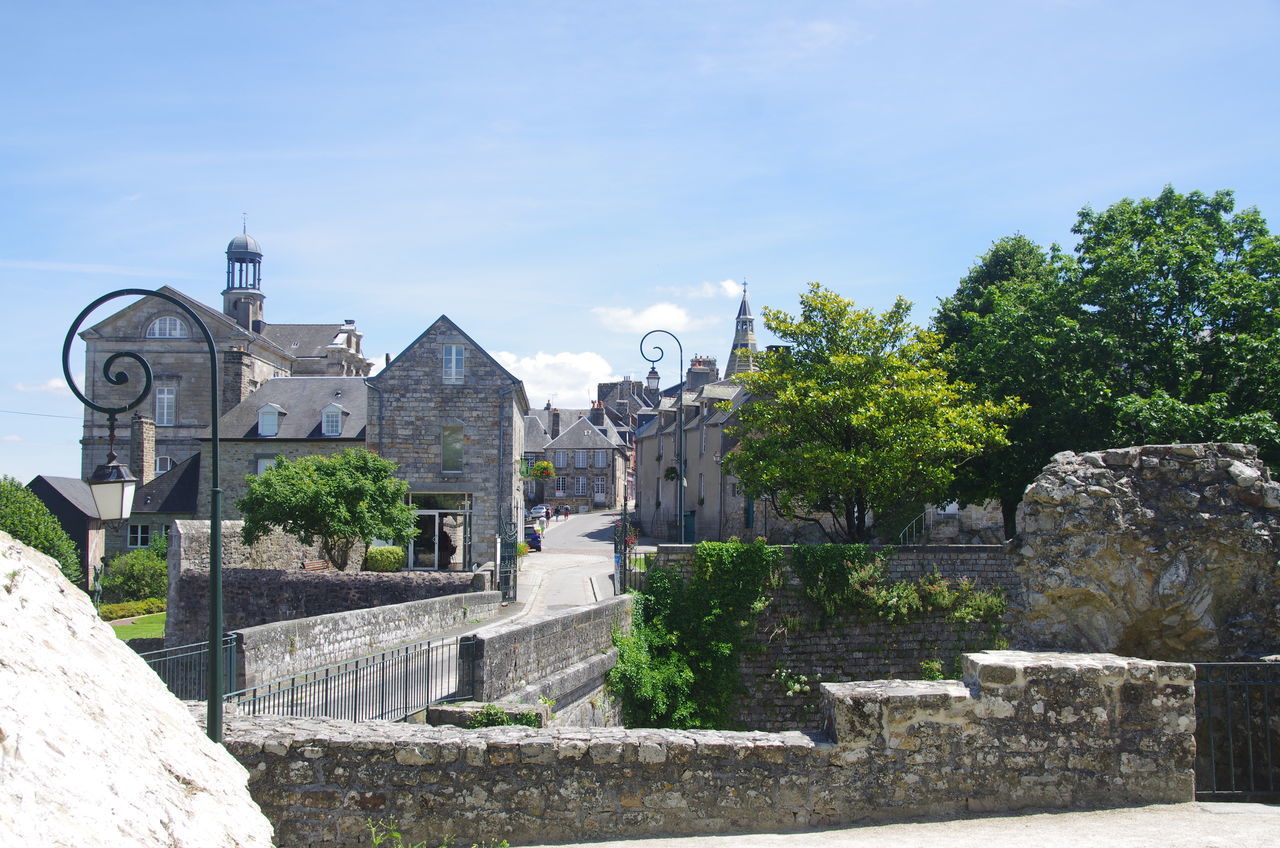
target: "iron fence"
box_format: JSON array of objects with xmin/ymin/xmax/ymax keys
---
[
  {"xmin": 227, "ymin": 634, "xmax": 476, "ymax": 722},
  {"xmin": 139, "ymin": 635, "xmax": 238, "ymax": 701},
  {"xmin": 1194, "ymin": 662, "xmax": 1280, "ymax": 801}
]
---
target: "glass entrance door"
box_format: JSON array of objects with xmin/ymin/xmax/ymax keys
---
[{"xmin": 407, "ymin": 493, "xmax": 473, "ymax": 571}]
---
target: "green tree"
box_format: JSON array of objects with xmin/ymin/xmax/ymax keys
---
[
  {"xmin": 933, "ymin": 188, "xmax": 1280, "ymax": 534},
  {"xmin": 237, "ymin": 448, "xmax": 417, "ymax": 570},
  {"xmin": 932, "ymin": 235, "xmax": 1113, "ymax": 535},
  {"xmin": 0, "ymin": 475, "xmax": 82, "ymax": 586},
  {"xmin": 100, "ymin": 548, "xmax": 167, "ymax": 603},
  {"xmin": 1073, "ymin": 186, "xmax": 1280, "ymax": 456},
  {"xmin": 723, "ymin": 284, "xmax": 1021, "ymax": 543}
]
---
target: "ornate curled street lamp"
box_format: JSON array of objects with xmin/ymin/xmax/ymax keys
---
[
  {"xmin": 641, "ymin": 329, "xmax": 685, "ymax": 544},
  {"xmin": 63, "ymin": 288, "xmax": 225, "ymax": 743}
]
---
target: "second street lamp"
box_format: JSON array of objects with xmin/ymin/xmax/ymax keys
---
[{"xmin": 640, "ymin": 329, "xmax": 685, "ymax": 544}]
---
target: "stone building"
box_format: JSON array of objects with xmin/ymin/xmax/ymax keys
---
[
  {"xmin": 194, "ymin": 376, "xmax": 369, "ymax": 519},
  {"xmin": 73, "ymin": 232, "xmax": 374, "ymax": 559},
  {"xmin": 541, "ymin": 405, "xmax": 629, "ymax": 512},
  {"xmin": 366, "ymin": 316, "xmax": 528, "ymax": 571}
]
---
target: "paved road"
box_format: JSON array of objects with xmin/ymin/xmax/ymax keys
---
[{"xmin": 515, "ymin": 509, "xmax": 623, "ymax": 617}]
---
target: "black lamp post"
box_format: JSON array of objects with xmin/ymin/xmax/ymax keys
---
[
  {"xmin": 64, "ymin": 288, "xmax": 225, "ymax": 743},
  {"xmin": 641, "ymin": 330, "xmax": 685, "ymax": 544}
]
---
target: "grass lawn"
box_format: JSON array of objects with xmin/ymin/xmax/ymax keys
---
[{"xmin": 111, "ymin": 612, "xmax": 166, "ymax": 641}]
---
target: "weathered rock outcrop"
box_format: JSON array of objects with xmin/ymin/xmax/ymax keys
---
[
  {"xmin": 1015, "ymin": 443, "xmax": 1280, "ymax": 660},
  {"xmin": 0, "ymin": 531, "xmax": 274, "ymax": 848}
]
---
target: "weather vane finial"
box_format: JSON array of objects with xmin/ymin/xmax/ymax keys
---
[{"xmin": 242, "ymin": 212, "xmax": 248, "ymax": 234}]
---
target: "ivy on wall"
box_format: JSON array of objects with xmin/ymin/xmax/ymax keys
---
[{"xmin": 608, "ymin": 540, "xmax": 1007, "ymax": 730}]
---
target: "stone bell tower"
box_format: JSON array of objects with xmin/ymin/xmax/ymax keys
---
[
  {"xmin": 724, "ymin": 281, "xmax": 758, "ymax": 377},
  {"xmin": 222, "ymin": 227, "xmax": 265, "ymax": 333}
]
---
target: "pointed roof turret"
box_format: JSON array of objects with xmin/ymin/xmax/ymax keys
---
[{"xmin": 724, "ymin": 280, "xmax": 758, "ymax": 377}]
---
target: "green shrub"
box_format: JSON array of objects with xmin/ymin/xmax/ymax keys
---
[
  {"xmin": 100, "ymin": 549, "xmax": 167, "ymax": 604},
  {"xmin": 99, "ymin": 598, "xmax": 166, "ymax": 621},
  {"xmin": 363, "ymin": 546, "xmax": 405, "ymax": 572},
  {"xmin": 466, "ymin": 703, "xmax": 540, "ymax": 728},
  {"xmin": 516, "ymin": 541, "xmax": 530, "ymax": 558},
  {"xmin": 0, "ymin": 475, "xmax": 82, "ymax": 586}
]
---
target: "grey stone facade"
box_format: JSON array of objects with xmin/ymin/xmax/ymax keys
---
[{"xmin": 367, "ymin": 316, "xmax": 527, "ymax": 562}]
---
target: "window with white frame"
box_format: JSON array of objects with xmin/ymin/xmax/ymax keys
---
[
  {"xmin": 574, "ymin": 450, "xmax": 587, "ymax": 468},
  {"xmin": 155, "ymin": 386, "xmax": 176, "ymax": 426},
  {"xmin": 128, "ymin": 523, "xmax": 151, "ymax": 548},
  {"xmin": 554, "ymin": 450, "xmax": 567, "ymax": 468},
  {"xmin": 575, "ymin": 476, "xmax": 588, "ymax": 496},
  {"xmin": 322, "ymin": 403, "xmax": 343, "ymax": 436},
  {"xmin": 554, "ymin": 476, "xmax": 567, "ymax": 495},
  {"xmin": 594, "ymin": 450, "xmax": 607, "ymax": 468},
  {"xmin": 593, "ymin": 477, "xmax": 606, "ymax": 495},
  {"xmin": 145, "ymin": 316, "xmax": 188, "ymax": 338},
  {"xmin": 442, "ymin": 344, "xmax": 465, "ymax": 384},
  {"xmin": 257, "ymin": 404, "xmax": 281, "ymax": 437},
  {"xmin": 256, "ymin": 457, "xmax": 276, "ymax": 475},
  {"xmin": 154, "ymin": 455, "xmax": 173, "ymax": 474}
]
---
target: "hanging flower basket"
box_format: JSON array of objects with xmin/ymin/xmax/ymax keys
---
[
  {"xmin": 529, "ymin": 461, "xmax": 556, "ymax": 479},
  {"xmin": 663, "ymin": 466, "xmax": 680, "ymax": 482}
]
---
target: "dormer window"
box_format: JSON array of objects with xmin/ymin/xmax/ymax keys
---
[
  {"xmin": 321, "ymin": 402, "xmax": 344, "ymax": 437},
  {"xmin": 257, "ymin": 403, "xmax": 285, "ymax": 437},
  {"xmin": 146, "ymin": 316, "xmax": 188, "ymax": 338}
]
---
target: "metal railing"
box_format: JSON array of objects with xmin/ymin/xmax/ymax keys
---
[
  {"xmin": 227, "ymin": 634, "xmax": 477, "ymax": 722},
  {"xmin": 896, "ymin": 510, "xmax": 931, "ymax": 545},
  {"xmin": 139, "ymin": 635, "xmax": 238, "ymax": 701},
  {"xmin": 1194, "ymin": 662, "xmax": 1280, "ymax": 801}
]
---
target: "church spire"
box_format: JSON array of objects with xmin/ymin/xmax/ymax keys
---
[{"xmin": 724, "ymin": 279, "xmax": 757, "ymax": 377}]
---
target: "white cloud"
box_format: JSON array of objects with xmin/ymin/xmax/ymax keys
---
[
  {"xmin": 495, "ymin": 350, "xmax": 618, "ymax": 410},
  {"xmin": 656, "ymin": 279, "xmax": 743, "ymax": 299},
  {"xmin": 1, "ymin": 435, "xmax": 22, "ymax": 442},
  {"xmin": 589, "ymin": 303, "xmax": 702, "ymax": 334},
  {"xmin": 14, "ymin": 378, "xmax": 71, "ymax": 395}
]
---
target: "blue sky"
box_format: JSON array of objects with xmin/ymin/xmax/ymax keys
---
[{"xmin": 3, "ymin": 1, "xmax": 1278, "ymax": 484}]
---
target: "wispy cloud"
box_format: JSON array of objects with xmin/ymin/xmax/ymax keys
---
[
  {"xmin": 681, "ymin": 279, "xmax": 743, "ymax": 299},
  {"xmin": 0, "ymin": 260, "xmax": 191, "ymax": 279},
  {"xmin": 1, "ymin": 435, "xmax": 22, "ymax": 442},
  {"xmin": 494, "ymin": 350, "xmax": 618, "ymax": 409},
  {"xmin": 14, "ymin": 378, "xmax": 70, "ymax": 395},
  {"xmin": 589, "ymin": 303, "xmax": 716, "ymax": 334}
]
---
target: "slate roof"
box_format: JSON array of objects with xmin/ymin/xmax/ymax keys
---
[
  {"xmin": 206, "ymin": 377, "xmax": 368, "ymax": 440},
  {"xmin": 259, "ymin": 323, "xmax": 353, "ymax": 359},
  {"xmin": 133, "ymin": 453, "xmax": 202, "ymax": 515},
  {"xmin": 524, "ymin": 415, "xmax": 551, "ymax": 451},
  {"xmin": 546, "ymin": 416, "xmax": 622, "ymax": 450},
  {"xmin": 29, "ymin": 476, "xmax": 98, "ymax": 517}
]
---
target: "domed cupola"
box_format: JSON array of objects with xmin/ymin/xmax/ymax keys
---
[{"xmin": 223, "ymin": 227, "xmax": 265, "ymax": 332}]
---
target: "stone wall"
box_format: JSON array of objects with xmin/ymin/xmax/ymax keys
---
[
  {"xmin": 651, "ymin": 545, "xmax": 1017, "ymax": 730},
  {"xmin": 235, "ymin": 591, "xmax": 503, "ymax": 688},
  {"xmin": 168, "ymin": 564, "xmax": 482, "ymax": 646},
  {"xmin": 1015, "ymin": 443, "xmax": 1280, "ymax": 660},
  {"xmin": 224, "ymin": 651, "xmax": 1193, "ymax": 848},
  {"xmin": 170, "ymin": 518, "xmax": 331, "ymax": 573},
  {"xmin": 470, "ymin": 595, "xmax": 632, "ymax": 708}
]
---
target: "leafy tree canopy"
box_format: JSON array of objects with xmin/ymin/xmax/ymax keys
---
[
  {"xmin": 724, "ymin": 284, "xmax": 1021, "ymax": 543},
  {"xmin": 0, "ymin": 475, "xmax": 83, "ymax": 586},
  {"xmin": 933, "ymin": 187, "xmax": 1280, "ymax": 534},
  {"xmin": 237, "ymin": 448, "xmax": 417, "ymax": 570}
]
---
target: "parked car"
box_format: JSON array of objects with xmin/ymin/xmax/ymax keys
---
[
  {"xmin": 528, "ymin": 505, "xmax": 549, "ymax": 520},
  {"xmin": 524, "ymin": 527, "xmax": 543, "ymax": 551}
]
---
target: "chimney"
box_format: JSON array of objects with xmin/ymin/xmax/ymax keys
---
[
  {"xmin": 551, "ymin": 409, "xmax": 561, "ymax": 439},
  {"xmin": 130, "ymin": 413, "xmax": 156, "ymax": 486},
  {"xmin": 590, "ymin": 401, "xmax": 604, "ymax": 426}
]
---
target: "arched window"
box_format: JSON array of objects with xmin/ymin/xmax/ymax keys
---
[{"xmin": 146, "ymin": 316, "xmax": 188, "ymax": 339}]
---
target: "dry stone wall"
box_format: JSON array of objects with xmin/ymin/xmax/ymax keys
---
[
  {"xmin": 236, "ymin": 591, "xmax": 503, "ymax": 688},
  {"xmin": 1015, "ymin": 443, "xmax": 1280, "ymax": 660},
  {"xmin": 168, "ymin": 564, "xmax": 481, "ymax": 645},
  {"xmin": 224, "ymin": 650, "xmax": 1192, "ymax": 848}
]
